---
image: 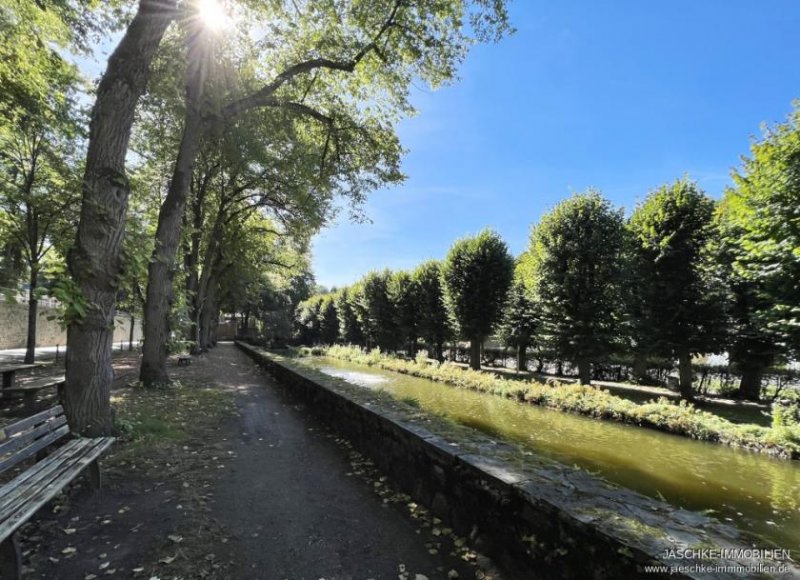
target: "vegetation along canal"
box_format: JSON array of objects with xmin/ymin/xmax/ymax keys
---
[{"xmin": 297, "ymin": 355, "xmax": 800, "ymax": 553}]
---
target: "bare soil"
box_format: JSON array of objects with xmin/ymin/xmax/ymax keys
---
[{"xmin": 2, "ymin": 344, "xmax": 501, "ymax": 580}]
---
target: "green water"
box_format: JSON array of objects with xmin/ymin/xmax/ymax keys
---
[{"xmin": 299, "ymin": 356, "xmax": 800, "ymax": 552}]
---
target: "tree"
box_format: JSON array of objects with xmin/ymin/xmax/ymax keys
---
[
  {"xmin": 710, "ymin": 195, "xmax": 778, "ymax": 401},
  {"xmin": 523, "ymin": 192, "xmax": 625, "ymax": 385},
  {"xmin": 497, "ymin": 278, "xmax": 538, "ymax": 372},
  {"xmin": 65, "ymin": 0, "xmax": 176, "ymax": 436},
  {"xmin": 336, "ymin": 287, "xmax": 365, "ymax": 345},
  {"xmin": 0, "ymin": 63, "xmax": 82, "ymax": 364},
  {"xmin": 628, "ymin": 179, "xmax": 726, "ymax": 398},
  {"xmin": 389, "ymin": 270, "xmax": 421, "ymax": 356},
  {"xmin": 296, "ymin": 295, "xmax": 323, "ymax": 345},
  {"xmin": 442, "ymin": 230, "xmax": 514, "ymax": 370},
  {"xmin": 412, "ymin": 261, "xmax": 453, "ymax": 362},
  {"xmin": 725, "ymin": 105, "xmax": 800, "ymax": 361},
  {"xmin": 361, "ymin": 270, "xmax": 399, "ymax": 351},
  {"xmin": 139, "ymin": 0, "xmax": 511, "ymax": 385},
  {"xmin": 318, "ymin": 294, "xmax": 340, "ymax": 345}
]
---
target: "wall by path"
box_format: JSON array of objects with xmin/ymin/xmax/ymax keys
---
[
  {"xmin": 0, "ymin": 303, "xmax": 142, "ymax": 349},
  {"xmin": 237, "ymin": 342, "xmax": 800, "ymax": 580}
]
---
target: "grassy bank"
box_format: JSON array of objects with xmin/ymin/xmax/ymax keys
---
[{"xmin": 297, "ymin": 345, "xmax": 800, "ymax": 459}]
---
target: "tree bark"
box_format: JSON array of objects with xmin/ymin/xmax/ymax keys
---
[
  {"xmin": 737, "ymin": 367, "xmax": 763, "ymax": 401},
  {"xmin": 677, "ymin": 348, "xmax": 694, "ymax": 399},
  {"xmin": 577, "ymin": 358, "xmax": 591, "ymax": 385},
  {"xmin": 198, "ymin": 281, "xmax": 218, "ymax": 350},
  {"xmin": 632, "ymin": 354, "xmax": 649, "ymax": 385},
  {"xmin": 516, "ymin": 345, "xmax": 527, "ymax": 373},
  {"xmin": 64, "ymin": 0, "xmax": 175, "ymax": 436},
  {"xmin": 140, "ymin": 19, "xmax": 212, "ymax": 385},
  {"xmin": 139, "ymin": 127, "xmax": 203, "ymax": 384},
  {"xmin": 469, "ymin": 337, "xmax": 481, "ymax": 370},
  {"xmin": 23, "ymin": 268, "xmax": 38, "ymax": 364},
  {"xmin": 128, "ymin": 313, "xmax": 135, "ymax": 351}
]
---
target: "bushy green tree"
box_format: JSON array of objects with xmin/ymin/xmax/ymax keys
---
[
  {"xmin": 296, "ymin": 296, "xmax": 323, "ymax": 344},
  {"xmin": 0, "ymin": 2, "xmax": 84, "ymax": 364},
  {"xmin": 497, "ymin": 278, "xmax": 538, "ymax": 372},
  {"xmin": 442, "ymin": 230, "xmax": 514, "ymax": 370},
  {"xmin": 361, "ymin": 270, "xmax": 399, "ymax": 351},
  {"xmin": 713, "ymin": 196, "xmax": 778, "ymax": 400},
  {"xmin": 725, "ymin": 105, "xmax": 800, "ymax": 359},
  {"xmin": 389, "ymin": 270, "xmax": 421, "ymax": 356},
  {"xmin": 336, "ymin": 287, "xmax": 364, "ymax": 345},
  {"xmin": 318, "ymin": 294, "xmax": 340, "ymax": 345},
  {"xmin": 524, "ymin": 191, "xmax": 625, "ymax": 385},
  {"xmin": 628, "ymin": 179, "xmax": 726, "ymax": 397},
  {"xmin": 412, "ymin": 260, "xmax": 453, "ymax": 361}
]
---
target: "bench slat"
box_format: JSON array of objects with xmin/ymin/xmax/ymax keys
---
[
  {"xmin": 0, "ymin": 406, "xmax": 64, "ymax": 440},
  {"xmin": 0, "ymin": 424, "xmax": 71, "ymax": 475},
  {"xmin": 0, "ymin": 437, "xmax": 95, "ymax": 514},
  {"xmin": 0, "ymin": 437, "xmax": 113, "ymax": 543},
  {"xmin": 0, "ymin": 416, "xmax": 67, "ymax": 463}
]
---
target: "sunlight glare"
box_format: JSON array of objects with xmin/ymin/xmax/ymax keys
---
[{"xmin": 197, "ymin": 0, "xmax": 232, "ymax": 31}]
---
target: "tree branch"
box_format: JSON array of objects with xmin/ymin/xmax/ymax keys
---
[{"xmin": 219, "ymin": 0, "xmax": 403, "ymax": 121}]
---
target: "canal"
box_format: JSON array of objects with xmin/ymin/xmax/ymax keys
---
[{"xmin": 297, "ymin": 356, "xmax": 800, "ymax": 553}]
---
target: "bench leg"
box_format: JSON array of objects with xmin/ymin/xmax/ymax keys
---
[
  {"xmin": 23, "ymin": 391, "xmax": 36, "ymax": 413},
  {"xmin": 88, "ymin": 459, "xmax": 102, "ymax": 490},
  {"xmin": 0, "ymin": 533, "xmax": 21, "ymax": 580}
]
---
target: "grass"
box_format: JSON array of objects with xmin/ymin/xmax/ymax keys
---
[
  {"xmin": 299, "ymin": 345, "xmax": 800, "ymax": 460},
  {"xmin": 111, "ymin": 381, "xmax": 236, "ymax": 457}
]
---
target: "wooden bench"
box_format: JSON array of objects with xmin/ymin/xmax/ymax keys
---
[
  {"xmin": 177, "ymin": 355, "xmax": 192, "ymax": 366},
  {"xmin": 2, "ymin": 376, "xmax": 65, "ymax": 412},
  {"xmin": 0, "ymin": 405, "xmax": 114, "ymax": 578}
]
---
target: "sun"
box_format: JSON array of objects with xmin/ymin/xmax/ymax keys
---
[{"xmin": 196, "ymin": 0, "xmax": 232, "ymax": 31}]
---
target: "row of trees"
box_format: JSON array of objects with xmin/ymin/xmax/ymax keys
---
[
  {"xmin": 295, "ymin": 106, "xmax": 800, "ymax": 402},
  {"xmin": 0, "ymin": 0, "xmax": 511, "ymax": 435}
]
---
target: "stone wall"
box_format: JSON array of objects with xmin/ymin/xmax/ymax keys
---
[
  {"xmin": 236, "ymin": 342, "xmax": 800, "ymax": 580},
  {"xmin": 0, "ymin": 303, "xmax": 142, "ymax": 349}
]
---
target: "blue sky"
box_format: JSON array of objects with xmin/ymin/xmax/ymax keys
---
[{"xmin": 312, "ymin": 0, "xmax": 800, "ymax": 288}]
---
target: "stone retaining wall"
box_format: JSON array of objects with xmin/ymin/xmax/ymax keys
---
[
  {"xmin": 237, "ymin": 342, "xmax": 800, "ymax": 580},
  {"xmin": 0, "ymin": 302, "xmax": 141, "ymax": 350}
]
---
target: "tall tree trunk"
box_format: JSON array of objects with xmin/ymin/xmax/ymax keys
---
[
  {"xmin": 140, "ymin": 80, "xmax": 206, "ymax": 384},
  {"xmin": 737, "ymin": 367, "xmax": 763, "ymax": 401},
  {"xmin": 434, "ymin": 342, "xmax": 444, "ymax": 363},
  {"xmin": 184, "ymin": 169, "xmax": 211, "ymax": 351},
  {"xmin": 632, "ymin": 354, "xmax": 649, "ymax": 385},
  {"xmin": 23, "ymin": 268, "xmax": 38, "ymax": 364},
  {"xmin": 65, "ymin": 0, "xmax": 175, "ymax": 436},
  {"xmin": 128, "ymin": 313, "xmax": 135, "ymax": 351},
  {"xmin": 516, "ymin": 344, "xmax": 527, "ymax": 373},
  {"xmin": 577, "ymin": 357, "xmax": 591, "ymax": 385},
  {"xmin": 677, "ymin": 348, "xmax": 694, "ymax": 399},
  {"xmin": 469, "ymin": 336, "xmax": 481, "ymax": 370},
  {"xmin": 140, "ymin": 19, "xmax": 210, "ymax": 385}
]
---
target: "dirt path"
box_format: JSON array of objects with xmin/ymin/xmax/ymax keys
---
[
  {"xmin": 208, "ymin": 343, "xmax": 487, "ymax": 580},
  {"xmin": 13, "ymin": 344, "xmax": 497, "ymax": 580}
]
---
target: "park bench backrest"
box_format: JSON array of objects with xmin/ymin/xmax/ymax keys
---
[{"xmin": 0, "ymin": 406, "xmax": 69, "ymax": 476}]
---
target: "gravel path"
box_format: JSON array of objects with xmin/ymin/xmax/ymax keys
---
[{"xmin": 208, "ymin": 343, "xmax": 486, "ymax": 580}]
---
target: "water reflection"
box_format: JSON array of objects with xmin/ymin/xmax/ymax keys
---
[{"xmin": 306, "ymin": 358, "xmax": 800, "ymax": 551}]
